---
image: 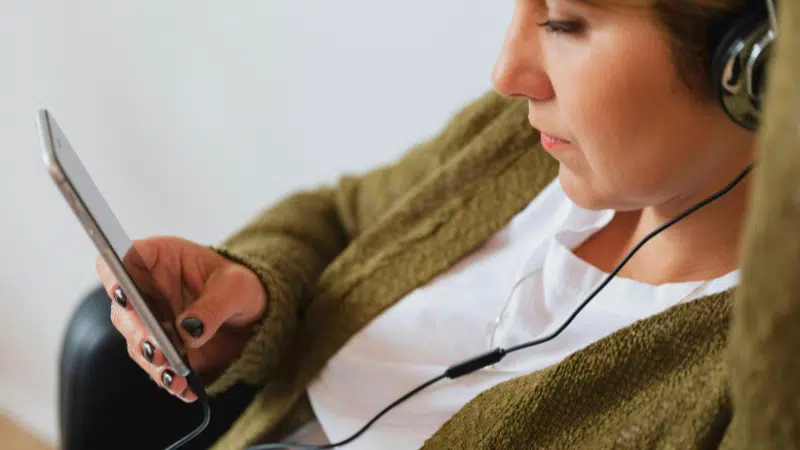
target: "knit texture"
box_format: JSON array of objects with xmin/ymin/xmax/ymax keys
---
[
  {"xmin": 203, "ymin": 3, "xmax": 800, "ymax": 444},
  {"xmin": 421, "ymin": 289, "xmax": 735, "ymax": 449},
  {"xmin": 726, "ymin": 0, "xmax": 800, "ymax": 447}
]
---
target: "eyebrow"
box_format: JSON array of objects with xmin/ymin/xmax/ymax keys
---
[
  {"xmin": 543, "ymin": 0, "xmax": 593, "ymax": 8},
  {"xmin": 548, "ymin": 0, "xmax": 604, "ymax": 10}
]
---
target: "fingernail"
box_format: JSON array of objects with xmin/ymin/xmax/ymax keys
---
[
  {"xmin": 161, "ymin": 369, "xmax": 175, "ymax": 389},
  {"xmin": 113, "ymin": 287, "xmax": 127, "ymax": 307},
  {"xmin": 141, "ymin": 341, "xmax": 155, "ymax": 363},
  {"xmin": 180, "ymin": 317, "xmax": 204, "ymax": 338}
]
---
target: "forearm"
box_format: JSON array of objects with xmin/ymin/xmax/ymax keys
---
[
  {"xmin": 205, "ymin": 90, "xmax": 518, "ymax": 395},
  {"xmin": 206, "ymin": 187, "xmax": 350, "ymax": 394}
]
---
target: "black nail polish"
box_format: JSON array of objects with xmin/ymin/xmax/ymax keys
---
[
  {"xmin": 161, "ymin": 369, "xmax": 175, "ymax": 389},
  {"xmin": 113, "ymin": 287, "xmax": 127, "ymax": 307},
  {"xmin": 181, "ymin": 317, "xmax": 204, "ymax": 338},
  {"xmin": 141, "ymin": 341, "xmax": 155, "ymax": 363}
]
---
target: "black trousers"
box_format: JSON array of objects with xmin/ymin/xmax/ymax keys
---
[{"xmin": 59, "ymin": 285, "xmax": 257, "ymax": 450}]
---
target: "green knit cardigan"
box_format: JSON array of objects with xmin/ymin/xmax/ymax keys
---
[{"xmin": 203, "ymin": 3, "xmax": 800, "ymax": 448}]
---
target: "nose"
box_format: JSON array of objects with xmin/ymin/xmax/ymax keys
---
[{"xmin": 492, "ymin": 10, "xmax": 554, "ymax": 101}]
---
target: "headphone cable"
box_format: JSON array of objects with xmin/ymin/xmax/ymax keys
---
[
  {"xmin": 165, "ymin": 372, "xmax": 212, "ymax": 450},
  {"xmin": 171, "ymin": 163, "xmax": 754, "ymax": 450}
]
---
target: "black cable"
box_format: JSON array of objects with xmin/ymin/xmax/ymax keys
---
[
  {"xmin": 245, "ymin": 163, "xmax": 754, "ymax": 449},
  {"xmin": 248, "ymin": 374, "xmax": 448, "ymax": 449},
  {"xmin": 168, "ymin": 163, "xmax": 754, "ymax": 450},
  {"xmin": 165, "ymin": 372, "xmax": 211, "ymax": 450},
  {"xmin": 505, "ymin": 163, "xmax": 754, "ymax": 355}
]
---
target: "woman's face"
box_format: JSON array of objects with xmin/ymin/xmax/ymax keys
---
[{"xmin": 493, "ymin": 0, "xmax": 756, "ymax": 212}]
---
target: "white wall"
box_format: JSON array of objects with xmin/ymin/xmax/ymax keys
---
[{"xmin": 0, "ymin": 0, "xmax": 512, "ymax": 445}]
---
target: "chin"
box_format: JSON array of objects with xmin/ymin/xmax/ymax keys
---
[{"xmin": 557, "ymin": 165, "xmax": 612, "ymax": 211}]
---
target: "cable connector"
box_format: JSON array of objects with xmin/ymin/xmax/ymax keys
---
[
  {"xmin": 445, "ymin": 348, "xmax": 507, "ymax": 379},
  {"xmin": 165, "ymin": 371, "xmax": 211, "ymax": 450}
]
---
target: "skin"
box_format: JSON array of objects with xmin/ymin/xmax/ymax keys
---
[
  {"xmin": 96, "ymin": 237, "xmax": 266, "ymax": 402},
  {"xmin": 492, "ymin": 0, "xmax": 756, "ymax": 284}
]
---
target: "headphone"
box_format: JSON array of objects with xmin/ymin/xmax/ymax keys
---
[{"xmin": 710, "ymin": 0, "xmax": 778, "ymax": 130}]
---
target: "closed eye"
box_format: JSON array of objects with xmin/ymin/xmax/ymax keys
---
[{"xmin": 536, "ymin": 20, "xmax": 583, "ymax": 34}]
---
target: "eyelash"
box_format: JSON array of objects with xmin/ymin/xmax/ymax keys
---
[{"xmin": 536, "ymin": 20, "xmax": 582, "ymax": 35}]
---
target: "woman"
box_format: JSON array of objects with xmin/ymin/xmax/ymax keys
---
[{"xmin": 95, "ymin": 0, "xmax": 792, "ymax": 448}]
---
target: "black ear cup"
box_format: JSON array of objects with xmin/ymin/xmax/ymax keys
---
[{"xmin": 708, "ymin": 5, "xmax": 773, "ymax": 130}]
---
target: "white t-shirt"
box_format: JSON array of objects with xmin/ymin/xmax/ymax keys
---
[{"xmin": 298, "ymin": 178, "xmax": 740, "ymax": 449}]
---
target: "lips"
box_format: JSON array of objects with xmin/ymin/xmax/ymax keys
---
[
  {"xmin": 540, "ymin": 131, "xmax": 571, "ymax": 151},
  {"xmin": 540, "ymin": 131, "xmax": 570, "ymax": 144}
]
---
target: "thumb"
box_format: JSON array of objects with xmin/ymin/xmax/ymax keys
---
[{"xmin": 177, "ymin": 264, "xmax": 267, "ymax": 348}]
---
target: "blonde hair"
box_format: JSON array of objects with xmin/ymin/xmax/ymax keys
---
[{"xmin": 589, "ymin": 0, "xmax": 751, "ymax": 100}]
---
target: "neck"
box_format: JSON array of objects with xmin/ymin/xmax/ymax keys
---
[{"xmin": 576, "ymin": 159, "xmax": 754, "ymax": 285}]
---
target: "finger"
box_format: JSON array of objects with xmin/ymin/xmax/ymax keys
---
[
  {"xmin": 154, "ymin": 365, "xmax": 188, "ymax": 399},
  {"xmin": 178, "ymin": 387, "xmax": 198, "ymax": 403},
  {"xmin": 125, "ymin": 340, "xmax": 165, "ymax": 383},
  {"xmin": 121, "ymin": 329, "xmax": 189, "ymax": 399},
  {"xmin": 177, "ymin": 264, "xmax": 266, "ymax": 348},
  {"xmin": 111, "ymin": 291, "xmax": 194, "ymax": 369},
  {"xmin": 110, "ymin": 299, "xmax": 143, "ymax": 343},
  {"xmin": 96, "ymin": 256, "xmax": 130, "ymax": 309},
  {"xmin": 113, "ymin": 301, "xmax": 170, "ymax": 380},
  {"xmin": 133, "ymin": 336, "xmax": 166, "ymax": 368}
]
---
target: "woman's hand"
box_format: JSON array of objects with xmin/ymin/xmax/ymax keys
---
[{"xmin": 95, "ymin": 236, "xmax": 267, "ymax": 402}]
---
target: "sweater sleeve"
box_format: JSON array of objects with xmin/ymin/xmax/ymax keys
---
[
  {"xmin": 727, "ymin": 1, "xmax": 800, "ymax": 447},
  {"xmin": 205, "ymin": 90, "xmax": 516, "ymax": 395}
]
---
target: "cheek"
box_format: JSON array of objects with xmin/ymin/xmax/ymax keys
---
[{"xmin": 553, "ymin": 32, "xmax": 696, "ymax": 200}]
